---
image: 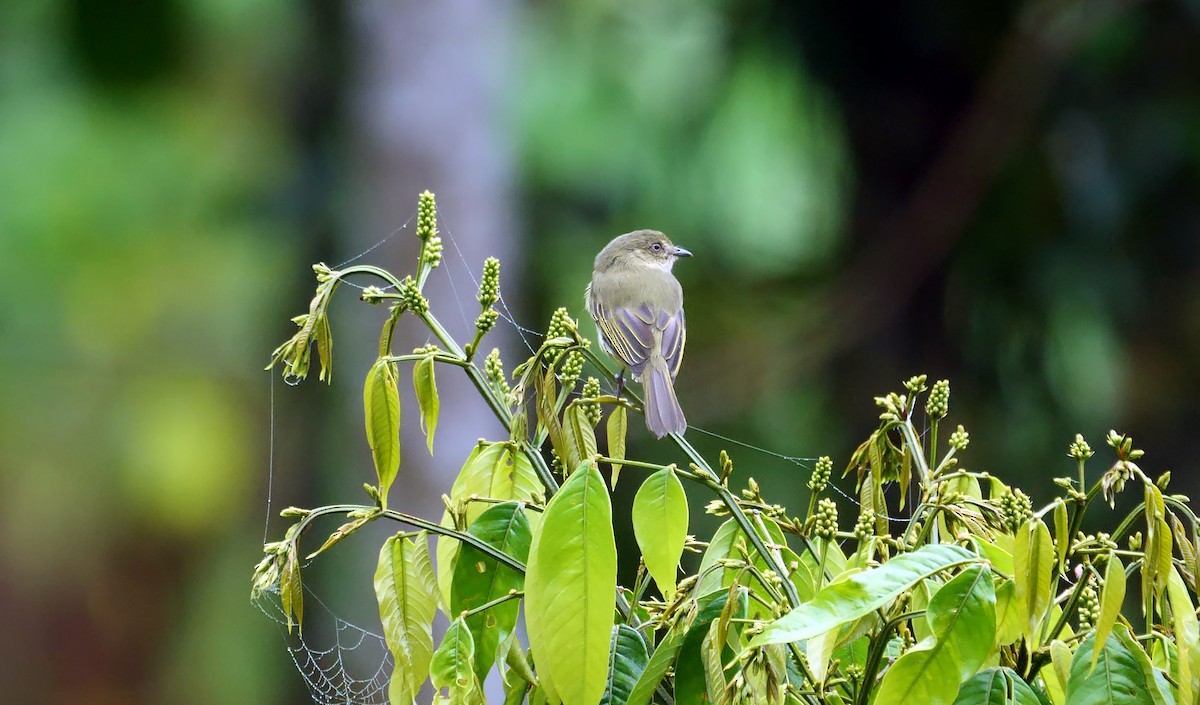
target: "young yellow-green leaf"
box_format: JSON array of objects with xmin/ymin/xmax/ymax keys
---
[
  {"xmin": 874, "ymin": 564, "xmax": 996, "ymax": 705},
  {"xmin": 1091, "ymin": 555, "xmax": 1125, "ymax": 672},
  {"xmin": 993, "ymin": 579, "xmax": 1023, "ymax": 647},
  {"xmin": 280, "ymin": 548, "xmax": 303, "ymax": 634},
  {"xmin": 534, "ymin": 365, "xmax": 568, "ymax": 466},
  {"xmin": 451, "ymin": 502, "xmax": 531, "ymax": 684},
  {"xmin": 1053, "ymin": 500, "xmax": 1069, "ymax": 574},
  {"xmin": 1048, "ymin": 639, "xmax": 1073, "ymax": 703},
  {"xmin": 700, "ymin": 620, "xmax": 728, "ymax": 702},
  {"xmin": 632, "ymin": 467, "xmax": 688, "ymax": 598},
  {"xmin": 1166, "ymin": 565, "xmax": 1200, "ymax": 705},
  {"xmin": 564, "ymin": 403, "xmax": 598, "ymax": 469},
  {"xmin": 753, "ymin": 544, "xmax": 976, "ymax": 646},
  {"xmin": 525, "ymin": 462, "xmax": 616, "ymax": 705},
  {"xmin": 375, "ymin": 533, "xmax": 437, "ymax": 705},
  {"xmin": 1142, "ymin": 485, "xmax": 1172, "ymax": 614},
  {"xmin": 414, "ymin": 354, "xmax": 439, "ymax": 454},
  {"xmin": 606, "ymin": 406, "xmax": 627, "ymax": 488},
  {"xmin": 431, "ymin": 617, "xmax": 483, "ymax": 705},
  {"xmin": 601, "ymin": 624, "xmax": 649, "ymax": 705},
  {"xmin": 1014, "ymin": 518, "xmax": 1054, "ymax": 649},
  {"xmin": 364, "ymin": 357, "xmax": 401, "ymax": 502},
  {"xmin": 697, "ymin": 519, "xmax": 741, "ymax": 596},
  {"xmin": 437, "ymin": 442, "xmax": 541, "ymax": 607},
  {"xmin": 315, "ymin": 311, "xmax": 333, "ymax": 382}
]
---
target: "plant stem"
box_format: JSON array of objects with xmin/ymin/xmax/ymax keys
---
[{"xmin": 458, "ymin": 590, "xmax": 524, "ymax": 620}]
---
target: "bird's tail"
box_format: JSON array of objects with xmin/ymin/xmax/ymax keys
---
[{"xmin": 643, "ymin": 356, "xmax": 686, "ymax": 439}]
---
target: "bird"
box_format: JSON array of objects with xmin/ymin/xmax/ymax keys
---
[{"xmin": 585, "ymin": 230, "xmax": 691, "ymax": 438}]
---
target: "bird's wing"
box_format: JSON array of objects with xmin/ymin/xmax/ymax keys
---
[
  {"xmin": 659, "ymin": 307, "xmax": 686, "ymax": 379},
  {"xmin": 588, "ymin": 299, "xmax": 653, "ymax": 376}
]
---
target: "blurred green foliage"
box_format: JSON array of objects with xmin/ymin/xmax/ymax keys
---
[{"xmin": 4, "ymin": 0, "xmax": 1200, "ymax": 701}]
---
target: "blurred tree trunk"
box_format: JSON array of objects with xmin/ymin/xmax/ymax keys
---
[{"xmin": 342, "ymin": 3, "xmax": 519, "ymax": 699}]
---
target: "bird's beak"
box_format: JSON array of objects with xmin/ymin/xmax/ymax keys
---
[{"xmin": 672, "ymin": 245, "xmax": 692, "ymax": 257}]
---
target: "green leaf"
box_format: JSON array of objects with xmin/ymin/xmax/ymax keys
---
[
  {"xmin": 632, "ymin": 467, "xmax": 688, "ymax": 597},
  {"xmin": 1142, "ymin": 485, "xmax": 1172, "ymax": 615},
  {"xmin": 1091, "ymin": 555, "xmax": 1125, "ymax": 672},
  {"xmin": 315, "ymin": 310, "xmax": 333, "ymax": 382},
  {"xmin": 874, "ymin": 564, "xmax": 996, "ymax": 705},
  {"xmin": 535, "ymin": 365, "xmax": 568, "ymax": 466},
  {"xmin": 697, "ymin": 519, "xmax": 741, "ymax": 596},
  {"xmin": 1167, "ymin": 565, "xmax": 1200, "ymax": 705},
  {"xmin": 1014, "ymin": 518, "xmax": 1054, "ymax": 649},
  {"xmin": 364, "ymin": 357, "xmax": 401, "ymax": 502},
  {"xmin": 375, "ymin": 532, "xmax": 438, "ymax": 705},
  {"xmin": 430, "ymin": 617, "xmax": 483, "ymax": 704},
  {"xmin": 564, "ymin": 403, "xmax": 598, "ymax": 468},
  {"xmin": 1045, "ymin": 640, "xmax": 1072, "ymax": 704},
  {"xmin": 994, "ymin": 579, "xmax": 1022, "ymax": 647},
  {"xmin": 701, "ymin": 620, "xmax": 728, "ymax": 702},
  {"xmin": 437, "ymin": 442, "xmax": 541, "ymax": 607},
  {"xmin": 752, "ymin": 544, "xmax": 976, "ymax": 646},
  {"xmin": 606, "ymin": 406, "xmax": 627, "ymax": 488},
  {"xmin": 1067, "ymin": 626, "xmax": 1162, "ymax": 705},
  {"xmin": 280, "ymin": 547, "xmax": 303, "ymax": 634},
  {"xmin": 626, "ymin": 624, "xmax": 688, "ymax": 705},
  {"xmin": 601, "ymin": 624, "xmax": 649, "ymax": 705},
  {"xmin": 1053, "ymin": 501, "xmax": 1069, "ymax": 574},
  {"xmin": 524, "ymin": 462, "xmax": 616, "ymax": 705},
  {"xmin": 451, "ymin": 502, "xmax": 532, "ymax": 684},
  {"xmin": 414, "ymin": 353, "xmax": 440, "ymax": 454},
  {"xmin": 675, "ymin": 588, "xmax": 748, "ymax": 703},
  {"xmin": 952, "ymin": 667, "xmax": 1051, "ymax": 705}
]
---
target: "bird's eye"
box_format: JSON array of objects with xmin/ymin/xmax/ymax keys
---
[{"xmin": 651, "ymin": 242, "xmax": 662, "ymax": 252}]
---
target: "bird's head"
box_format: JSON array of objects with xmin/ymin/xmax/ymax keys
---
[{"xmin": 595, "ymin": 230, "xmax": 692, "ymax": 272}]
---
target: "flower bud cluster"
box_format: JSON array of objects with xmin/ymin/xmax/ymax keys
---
[
  {"xmin": 581, "ymin": 377, "xmax": 602, "ymax": 426},
  {"xmin": 814, "ymin": 499, "xmax": 838, "ymax": 540},
  {"xmin": 1078, "ymin": 582, "xmax": 1100, "ymax": 631},
  {"xmin": 854, "ymin": 509, "xmax": 876, "ymax": 542},
  {"xmin": 1068, "ymin": 434, "xmax": 1094, "ymax": 461},
  {"xmin": 808, "ymin": 456, "xmax": 832, "ymax": 494},
  {"xmin": 484, "ymin": 348, "xmax": 510, "ymax": 396},
  {"xmin": 949, "ymin": 425, "xmax": 970, "ymax": 451},
  {"xmin": 475, "ymin": 309, "xmax": 499, "ymax": 335},
  {"xmin": 998, "ymin": 488, "xmax": 1032, "ymax": 532},
  {"xmin": 398, "ymin": 275, "xmax": 427, "ymax": 314},
  {"xmin": 559, "ymin": 350, "xmax": 584, "ymax": 389},
  {"xmin": 477, "ymin": 257, "xmax": 500, "ymax": 308},
  {"xmin": 415, "ymin": 191, "xmax": 443, "ymax": 269},
  {"xmin": 926, "ymin": 379, "xmax": 949, "ymax": 419}
]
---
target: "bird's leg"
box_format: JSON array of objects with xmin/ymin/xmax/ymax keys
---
[{"xmin": 614, "ymin": 369, "xmax": 627, "ymax": 398}]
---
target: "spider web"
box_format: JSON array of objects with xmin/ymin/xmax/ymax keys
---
[
  {"xmin": 258, "ymin": 213, "xmax": 907, "ymax": 704},
  {"xmin": 254, "ymin": 583, "xmax": 394, "ymax": 705}
]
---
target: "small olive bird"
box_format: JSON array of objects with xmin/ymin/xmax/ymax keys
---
[{"xmin": 585, "ymin": 230, "xmax": 691, "ymax": 438}]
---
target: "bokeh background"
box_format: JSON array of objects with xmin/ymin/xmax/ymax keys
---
[{"xmin": 2, "ymin": 0, "xmax": 1199, "ymax": 702}]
